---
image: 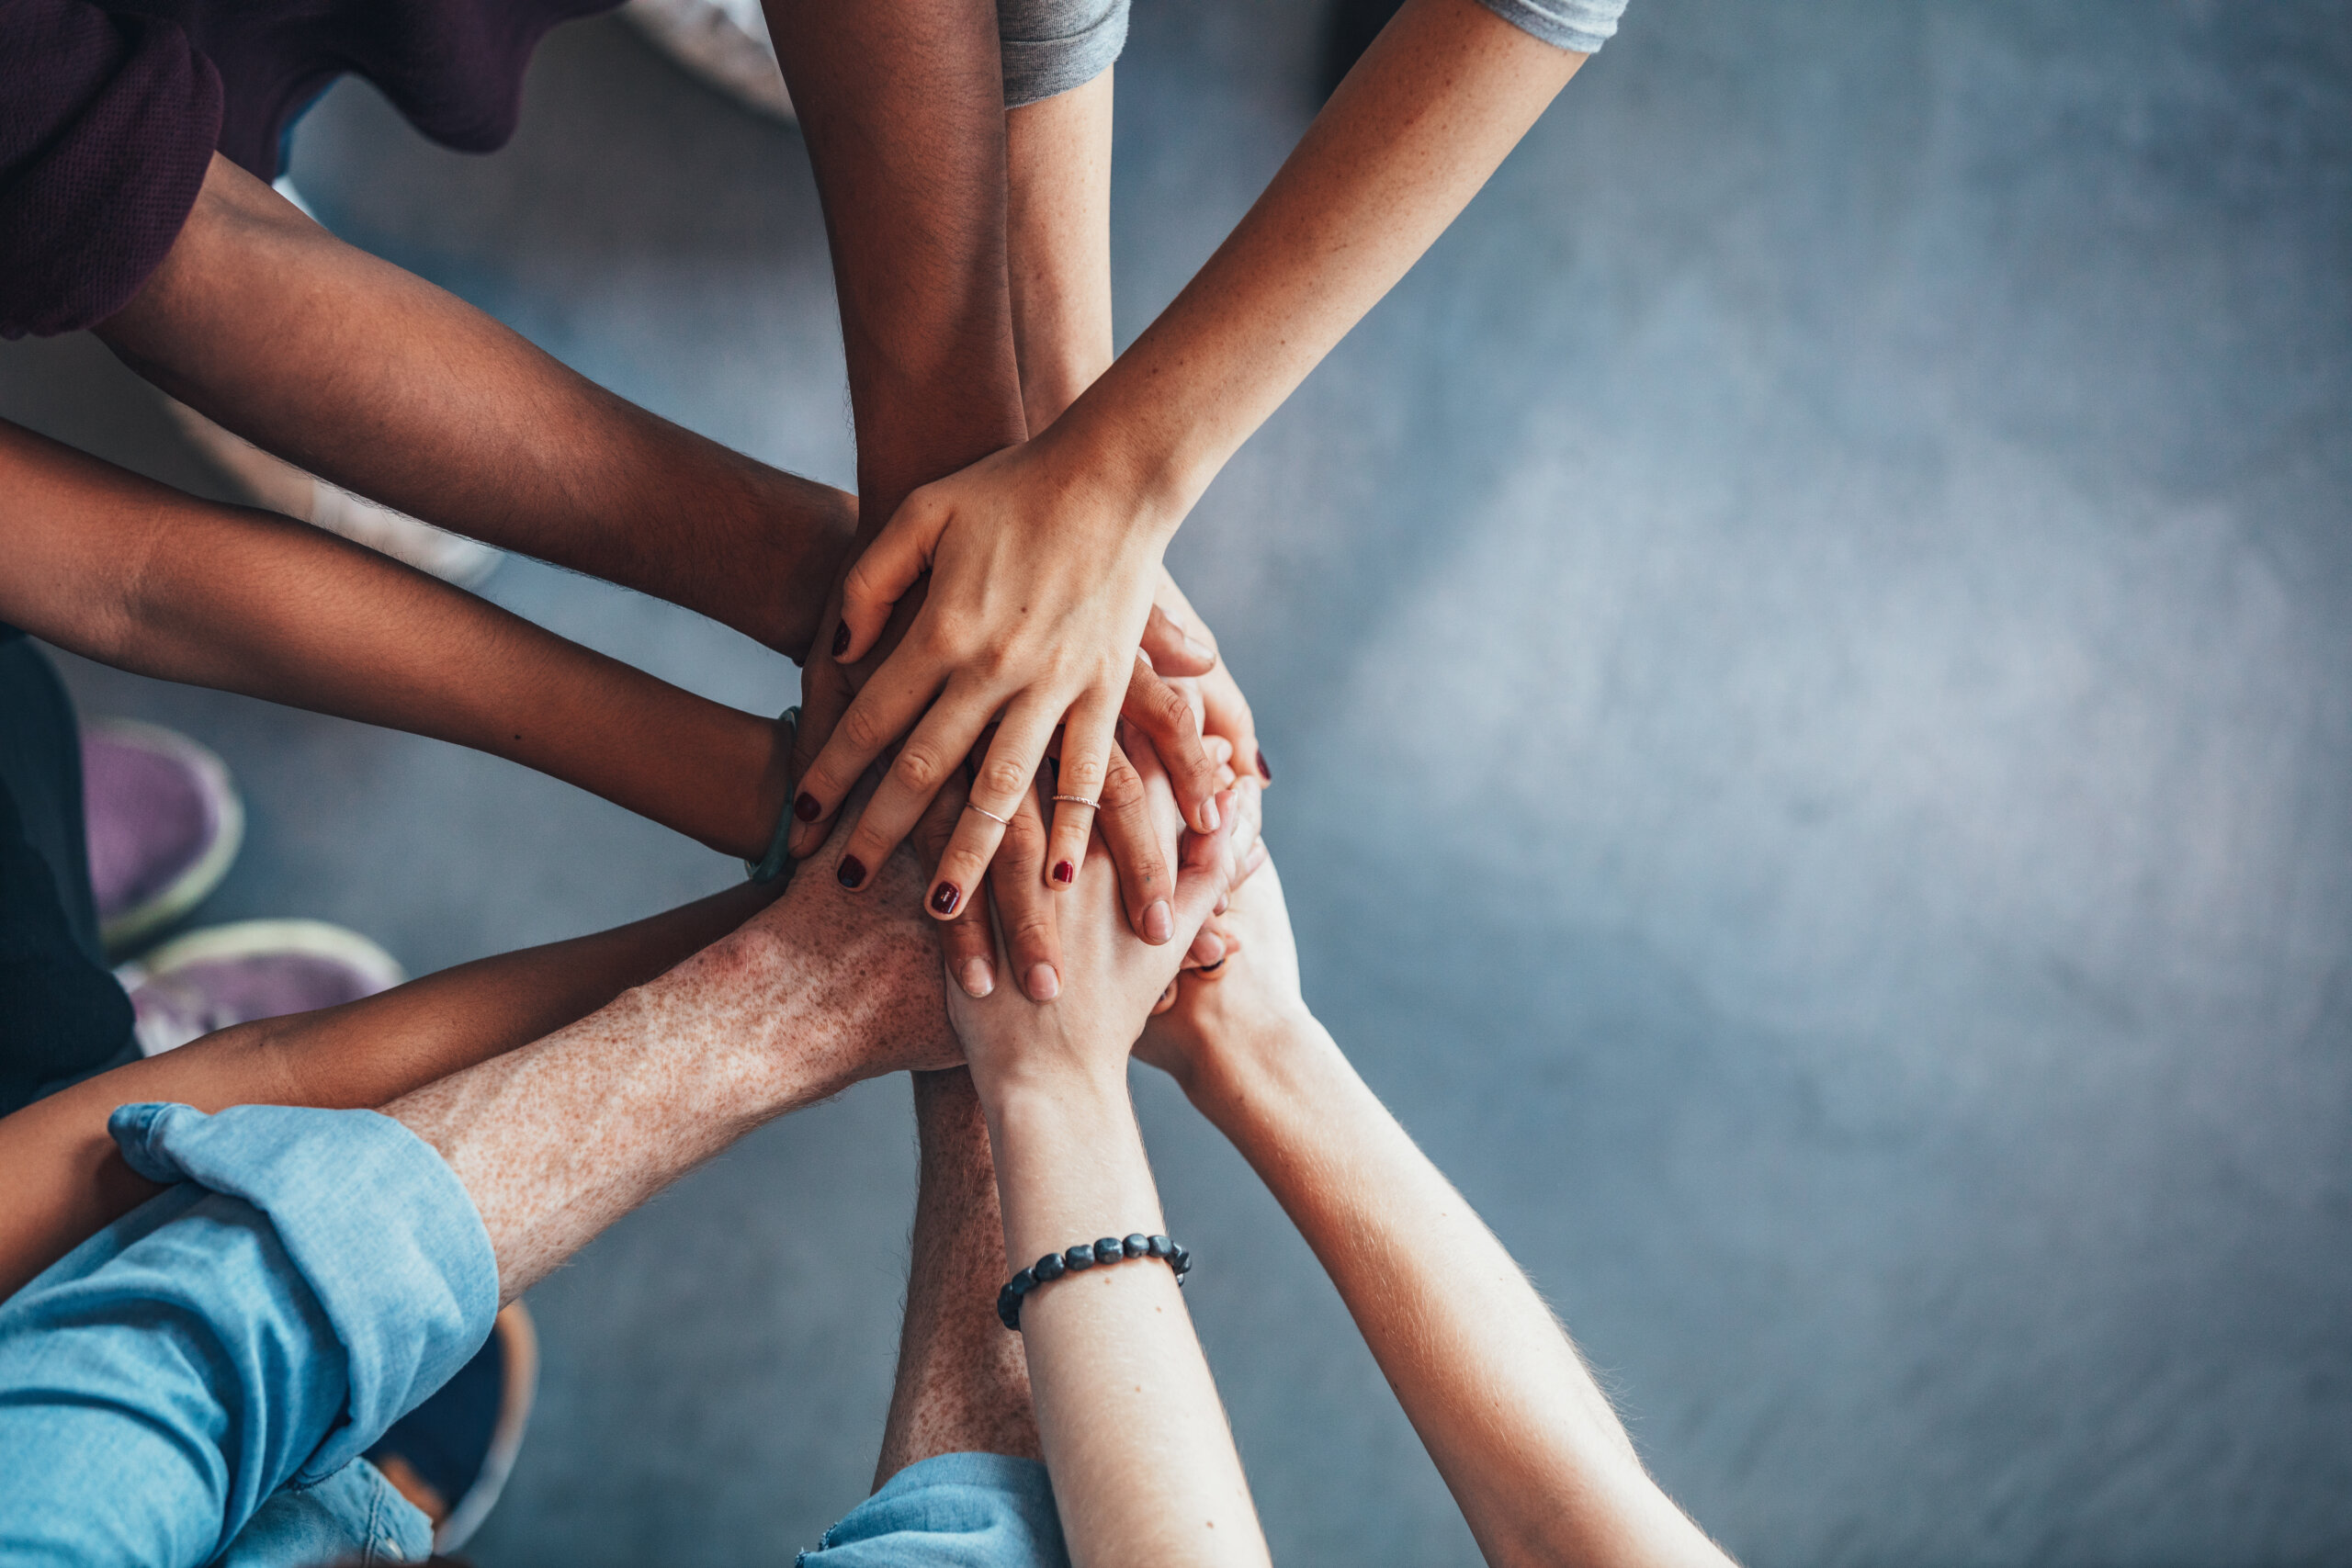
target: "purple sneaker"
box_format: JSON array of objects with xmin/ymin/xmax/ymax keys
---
[
  {"xmin": 82, "ymin": 719, "xmax": 245, "ymax": 954},
  {"xmin": 115, "ymin": 919, "xmax": 406, "ymax": 1055}
]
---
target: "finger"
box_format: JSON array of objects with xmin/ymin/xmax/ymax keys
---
[
  {"xmin": 911, "ymin": 770, "xmax": 997, "ymax": 998},
  {"xmin": 988, "ymin": 785, "xmax": 1062, "ymax": 1001},
  {"xmin": 1122, "ymin": 658, "xmax": 1220, "ymax": 834},
  {"xmin": 787, "ymin": 635, "xmax": 956, "ymax": 858},
  {"xmin": 1168, "ymin": 789, "xmax": 1241, "ymax": 942},
  {"xmin": 1150, "ymin": 977, "xmax": 1182, "ymax": 1016},
  {"xmin": 1201, "ymin": 660, "xmax": 1267, "ymax": 787},
  {"xmin": 834, "ymin": 681, "xmax": 1002, "ymax": 894},
  {"xmin": 1095, "ymin": 739, "xmax": 1174, "ymax": 943},
  {"xmin": 1137, "ymin": 601, "xmax": 1216, "ymax": 679},
  {"xmin": 835, "ymin": 491, "xmax": 946, "ymax": 665},
  {"xmin": 1045, "ymin": 685, "xmax": 1121, "ymax": 892},
  {"xmin": 926, "ymin": 693, "xmax": 1063, "ymax": 922}
]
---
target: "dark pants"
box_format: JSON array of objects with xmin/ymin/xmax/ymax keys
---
[{"xmin": 0, "ymin": 627, "xmax": 134, "ymax": 1113}]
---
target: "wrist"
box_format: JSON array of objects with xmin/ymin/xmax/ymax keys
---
[
  {"xmin": 1041, "ymin": 384, "xmax": 1206, "ymax": 549},
  {"xmin": 1182, "ymin": 1006, "xmax": 1335, "ymax": 1132}
]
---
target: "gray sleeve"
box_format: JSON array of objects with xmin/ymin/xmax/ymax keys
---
[
  {"xmin": 1469, "ymin": 0, "xmax": 1626, "ymax": 53},
  {"xmin": 998, "ymin": 0, "xmax": 1129, "ymax": 108}
]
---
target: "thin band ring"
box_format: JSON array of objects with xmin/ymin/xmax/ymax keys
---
[
  {"xmin": 963, "ymin": 801, "xmax": 1015, "ymax": 828},
  {"xmin": 1051, "ymin": 794, "xmax": 1100, "ymax": 809}
]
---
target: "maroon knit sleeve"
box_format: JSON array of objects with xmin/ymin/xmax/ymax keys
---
[{"xmin": 0, "ymin": 0, "xmax": 222, "ymax": 338}]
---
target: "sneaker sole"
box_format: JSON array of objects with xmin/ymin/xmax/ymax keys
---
[
  {"xmin": 435, "ymin": 1302, "xmax": 540, "ymax": 1553},
  {"xmin": 116, "ymin": 919, "xmax": 408, "ymax": 1055},
  {"xmin": 91, "ymin": 720, "xmax": 247, "ymax": 957}
]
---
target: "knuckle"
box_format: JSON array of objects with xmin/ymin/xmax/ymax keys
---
[
  {"xmin": 891, "ymin": 743, "xmax": 948, "ymax": 795},
  {"xmin": 1058, "ymin": 753, "xmax": 1108, "ymax": 793},
  {"xmin": 839, "ymin": 702, "xmax": 897, "ymax": 754},
  {"xmin": 978, "ymin": 755, "xmax": 1033, "ymax": 802}
]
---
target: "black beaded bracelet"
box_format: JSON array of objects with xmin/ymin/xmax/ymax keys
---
[{"xmin": 997, "ymin": 1234, "xmax": 1190, "ymax": 1331}]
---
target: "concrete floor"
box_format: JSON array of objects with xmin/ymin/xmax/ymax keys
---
[{"xmin": 6, "ymin": 1, "xmax": 2351, "ymax": 1561}]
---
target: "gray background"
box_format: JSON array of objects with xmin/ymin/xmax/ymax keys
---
[{"xmin": 6, "ymin": 0, "xmax": 2350, "ymax": 1561}]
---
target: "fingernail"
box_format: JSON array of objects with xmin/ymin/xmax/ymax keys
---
[
  {"xmin": 1185, "ymin": 634, "xmax": 1214, "ymax": 662},
  {"xmin": 1053, "ymin": 860, "xmax": 1075, "ymax": 886},
  {"xmin": 831, "ymin": 622, "xmax": 850, "ymax": 658},
  {"xmin": 836, "ymin": 855, "xmax": 866, "ymax": 889},
  {"xmin": 1256, "ymin": 750, "xmax": 1272, "ymax": 783},
  {"xmin": 1199, "ymin": 796, "xmax": 1221, "ymax": 832},
  {"xmin": 931, "ymin": 882, "xmax": 960, "ymax": 915},
  {"xmin": 1026, "ymin": 963, "xmax": 1060, "ymax": 1001},
  {"xmin": 1215, "ymin": 894, "xmax": 1228, "ymax": 916},
  {"xmin": 1196, "ymin": 932, "xmax": 1227, "ymax": 965},
  {"xmin": 960, "ymin": 957, "xmax": 994, "ymax": 998},
  {"xmin": 1143, "ymin": 900, "xmax": 1173, "ymax": 943},
  {"xmin": 794, "ymin": 792, "xmax": 822, "ymax": 822}
]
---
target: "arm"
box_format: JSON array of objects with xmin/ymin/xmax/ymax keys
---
[
  {"xmin": 797, "ymin": 0, "xmax": 1580, "ymax": 886},
  {"xmin": 1138, "ymin": 859, "xmax": 1733, "ymax": 1568},
  {"xmin": 949, "ymin": 761, "xmax": 1267, "ymax": 1566},
  {"xmin": 94, "ymin": 153, "xmax": 853, "ymax": 660},
  {"xmin": 0, "ymin": 419, "xmax": 794, "ymax": 861},
  {"xmin": 0, "ymin": 880, "xmax": 776, "ymax": 1301}
]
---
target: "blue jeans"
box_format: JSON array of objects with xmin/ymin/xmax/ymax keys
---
[{"xmin": 0, "ymin": 1102, "xmax": 495, "ymax": 1565}]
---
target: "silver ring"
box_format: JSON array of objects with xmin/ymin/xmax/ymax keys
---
[
  {"xmin": 963, "ymin": 801, "xmax": 1015, "ymax": 828},
  {"xmin": 1051, "ymin": 794, "xmax": 1100, "ymax": 809}
]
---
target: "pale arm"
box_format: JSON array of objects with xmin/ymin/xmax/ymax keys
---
[
  {"xmin": 0, "ymin": 880, "xmax": 777, "ymax": 1300},
  {"xmin": 1141, "ymin": 863, "xmax": 1734, "ymax": 1568}
]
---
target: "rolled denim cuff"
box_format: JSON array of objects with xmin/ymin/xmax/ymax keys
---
[
  {"xmin": 1469, "ymin": 0, "xmax": 1626, "ymax": 53},
  {"xmin": 999, "ymin": 0, "xmax": 1127, "ymax": 107},
  {"xmin": 109, "ymin": 1101, "xmax": 500, "ymax": 1482}
]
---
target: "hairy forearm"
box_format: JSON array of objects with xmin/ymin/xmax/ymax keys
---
[
  {"xmin": 1193, "ymin": 1019, "xmax": 1729, "ymax": 1568},
  {"xmin": 0, "ymin": 422, "xmax": 789, "ymax": 860},
  {"xmin": 1007, "ymin": 71, "xmax": 1116, "ymax": 434},
  {"xmin": 984, "ymin": 1071, "xmax": 1268, "ymax": 1568},
  {"xmin": 1047, "ymin": 0, "xmax": 1582, "ymax": 524},
  {"xmin": 96, "ymin": 154, "xmax": 854, "ymax": 657},
  {"xmin": 0, "ymin": 882, "xmax": 775, "ymax": 1301},
  {"xmin": 390, "ymin": 830, "xmax": 957, "ymax": 1297}
]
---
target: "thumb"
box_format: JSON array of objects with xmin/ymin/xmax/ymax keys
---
[
  {"xmin": 1137, "ymin": 602, "xmax": 1217, "ymax": 678},
  {"xmin": 1166, "ymin": 790, "xmax": 1239, "ymax": 944},
  {"xmin": 837, "ymin": 492, "xmax": 944, "ymax": 664}
]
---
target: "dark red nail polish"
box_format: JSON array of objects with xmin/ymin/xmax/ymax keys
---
[
  {"xmin": 931, "ymin": 882, "xmax": 960, "ymax": 915},
  {"xmin": 831, "ymin": 623, "xmax": 851, "ymax": 658},
  {"xmin": 794, "ymin": 792, "xmax": 822, "ymax": 822},
  {"xmin": 1256, "ymin": 750, "xmax": 1272, "ymax": 783},
  {"xmin": 837, "ymin": 855, "xmax": 866, "ymax": 889},
  {"xmin": 1053, "ymin": 861, "xmax": 1075, "ymax": 885}
]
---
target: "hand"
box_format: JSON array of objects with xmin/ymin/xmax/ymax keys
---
[
  {"xmin": 1149, "ymin": 567, "xmax": 1269, "ymax": 789},
  {"xmin": 948, "ymin": 781, "xmax": 1248, "ymax": 1103},
  {"xmin": 786, "ymin": 432, "xmax": 1220, "ymax": 924},
  {"xmin": 1136, "ymin": 845, "xmax": 1304, "ymax": 1108}
]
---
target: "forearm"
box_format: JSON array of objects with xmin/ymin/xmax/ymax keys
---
[
  {"xmin": 766, "ymin": 0, "xmax": 1028, "ymax": 529},
  {"xmin": 1193, "ymin": 1017, "xmax": 1728, "ymax": 1568},
  {"xmin": 0, "ymin": 422, "xmax": 789, "ymax": 859},
  {"xmin": 388, "ymin": 843, "xmax": 956, "ymax": 1297},
  {"xmin": 1007, "ymin": 71, "xmax": 1116, "ymax": 433},
  {"xmin": 0, "ymin": 881, "xmax": 774, "ymax": 1301},
  {"xmin": 1047, "ymin": 0, "xmax": 1582, "ymax": 525},
  {"xmin": 983, "ymin": 1070, "xmax": 1268, "ymax": 1568},
  {"xmin": 95, "ymin": 154, "xmax": 853, "ymax": 657}
]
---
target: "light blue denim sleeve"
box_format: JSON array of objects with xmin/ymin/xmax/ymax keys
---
[
  {"xmin": 0, "ymin": 1102, "xmax": 498, "ymax": 1568},
  {"xmin": 800, "ymin": 1452, "xmax": 1069, "ymax": 1568},
  {"xmin": 1472, "ymin": 0, "xmax": 1627, "ymax": 53}
]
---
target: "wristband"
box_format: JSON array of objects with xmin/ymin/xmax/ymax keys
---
[
  {"xmin": 744, "ymin": 706, "xmax": 800, "ymax": 886},
  {"xmin": 997, "ymin": 1233, "xmax": 1189, "ymax": 1332}
]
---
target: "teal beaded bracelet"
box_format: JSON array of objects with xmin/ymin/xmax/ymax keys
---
[{"xmin": 997, "ymin": 1234, "xmax": 1190, "ymax": 1332}]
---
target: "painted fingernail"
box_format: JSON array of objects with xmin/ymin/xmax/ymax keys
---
[
  {"xmin": 959, "ymin": 957, "xmax": 994, "ymax": 998},
  {"xmin": 837, "ymin": 855, "xmax": 866, "ymax": 890},
  {"xmin": 931, "ymin": 882, "xmax": 960, "ymax": 915},
  {"xmin": 1143, "ymin": 900, "xmax": 1173, "ymax": 944},
  {"xmin": 1053, "ymin": 860, "xmax": 1075, "ymax": 886},
  {"xmin": 831, "ymin": 622, "xmax": 850, "ymax": 658},
  {"xmin": 1256, "ymin": 751, "xmax": 1272, "ymax": 783},
  {"xmin": 794, "ymin": 792, "xmax": 822, "ymax": 822},
  {"xmin": 1026, "ymin": 963, "xmax": 1060, "ymax": 1001}
]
